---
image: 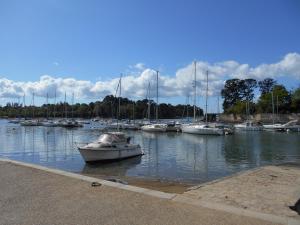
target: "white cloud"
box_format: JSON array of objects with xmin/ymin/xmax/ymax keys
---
[
  {"xmin": 0, "ymin": 53, "xmax": 300, "ymax": 102},
  {"xmin": 133, "ymin": 63, "xmax": 145, "ymax": 71}
]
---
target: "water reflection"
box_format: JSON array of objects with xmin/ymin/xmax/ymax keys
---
[{"xmin": 0, "ymin": 119, "xmax": 299, "ymax": 184}]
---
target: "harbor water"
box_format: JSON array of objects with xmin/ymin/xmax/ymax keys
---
[{"xmin": 0, "ymin": 119, "xmax": 300, "ymax": 184}]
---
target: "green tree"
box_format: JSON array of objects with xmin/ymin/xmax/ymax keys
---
[
  {"xmin": 291, "ymin": 87, "xmax": 300, "ymax": 113},
  {"xmin": 258, "ymin": 78, "xmax": 276, "ymax": 95},
  {"xmin": 256, "ymin": 85, "xmax": 291, "ymax": 113}
]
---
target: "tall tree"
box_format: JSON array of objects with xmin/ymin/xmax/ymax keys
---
[
  {"xmin": 256, "ymin": 84, "xmax": 291, "ymax": 113},
  {"xmin": 242, "ymin": 79, "xmax": 257, "ymax": 101},
  {"xmin": 291, "ymin": 87, "xmax": 300, "ymax": 113},
  {"xmin": 221, "ymin": 79, "xmax": 257, "ymax": 113},
  {"xmin": 258, "ymin": 78, "xmax": 276, "ymax": 95}
]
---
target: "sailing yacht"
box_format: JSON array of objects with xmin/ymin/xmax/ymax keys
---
[
  {"xmin": 141, "ymin": 71, "xmax": 167, "ymax": 132},
  {"xmin": 181, "ymin": 63, "xmax": 224, "ymax": 135},
  {"xmin": 20, "ymin": 93, "xmax": 42, "ymax": 126}
]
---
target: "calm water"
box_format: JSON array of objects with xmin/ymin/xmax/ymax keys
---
[{"xmin": 1, "ymin": 119, "xmax": 300, "ymax": 184}]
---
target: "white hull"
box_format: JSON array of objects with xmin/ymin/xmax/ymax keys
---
[
  {"xmin": 141, "ymin": 124, "xmax": 167, "ymax": 132},
  {"xmin": 234, "ymin": 121, "xmax": 263, "ymax": 131},
  {"xmin": 235, "ymin": 126, "xmax": 263, "ymax": 131},
  {"xmin": 78, "ymin": 145, "xmax": 143, "ymax": 162},
  {"xmin": 181, "ymin": 125, "xmax": 224, "ymax": 135}
]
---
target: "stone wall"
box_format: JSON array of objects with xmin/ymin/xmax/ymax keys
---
[{"xmin": 219, "ymin": 113, "xmax": 300, "ymax": 123}]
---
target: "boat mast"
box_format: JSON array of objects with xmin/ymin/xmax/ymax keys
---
[
  {"xmin": 117, "ymin": 74, "xmax": 122, "ymax": 131},
  {"xmin": 71, "ymin": 92, "xmax": 74, "ymax": 119},
  {"xmin": 193, "ymin": 61, "xmax": 197, "ymax": 122},
  {"xmin": 23, "ymin": 93, "xmax": 26, "ymax": 119},
  {"xmin": 205, "ymin": 70, "xmax": 208, "ymax": 124},
  {"xmin": 46, "ymin": 93, "xmax": 49, "ymax": 119},
  {"xmin": 156, "ymin": 70, "xmax": 159, "ymax": 122},
  {"xmin": 64, "ymin": 92, "xmax": 67, "ymax": 119},
  {"xmin": 32, "ymin": 92, "xmax": 35, "ymax": 119},
  {"xmin": 147, "ymin": 82, "xmax": 151, "ymax": 121},
  {"xmin": 276, "ymin": 95, "xmax": 279, "ymax": 121},
  {"xmin": 271, "ymin": 91, "xmax": 275, "ymax": 124},
  {"xmin": 53, "ymin": 89, "xmax": 56, "ymax": 119}
]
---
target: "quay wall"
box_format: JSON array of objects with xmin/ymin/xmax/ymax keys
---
[{"xmin": 219, "ymin": 113, "xmax": 300, "ymax": 123}]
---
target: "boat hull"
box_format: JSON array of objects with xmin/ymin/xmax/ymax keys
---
[
  {"xmin": 181, "ymin": 126, "xmax": 224, "ymax": 135},
  {"xmin": 78, "ymin": 145, "xmax": 143, "ymax": 162}
]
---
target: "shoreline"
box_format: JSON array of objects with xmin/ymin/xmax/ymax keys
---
[{"xmin": 79, "ymin": 173, "xmax": 193, "ymax": 194}]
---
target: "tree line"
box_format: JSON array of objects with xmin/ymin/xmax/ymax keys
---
[
  {"xmin": 0, "ymin": 95, "xmax": 203, "ymax": 119},
  {"xmin": 221, "ymin": 78, "xmax": 300, "ymax": 114}
]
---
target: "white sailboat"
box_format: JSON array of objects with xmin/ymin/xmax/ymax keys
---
[
  {"xmin": 141, "ymin": 71, "xmax": 167, "ymax": 132},
  {"xmin": 181, "ymin": 63, "xmax": 224, "ymax": 135},
  {"xmin": 20, "ymin": 93, "xmax": 41, "ymax": 126}
]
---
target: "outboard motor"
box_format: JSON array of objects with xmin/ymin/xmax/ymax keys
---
[{"xmin": 126, "ymin": 137, "xmax": 131, "ymax": 143}]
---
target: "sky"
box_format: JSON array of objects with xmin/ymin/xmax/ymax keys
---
[{"xmin": 0, "ymin": 0, "xmax": 300, "ymax": 112}]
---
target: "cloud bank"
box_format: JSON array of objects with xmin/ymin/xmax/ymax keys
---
[{"xmin": 1, "ymin": 53, "xmax": 300, "ymax": 102}]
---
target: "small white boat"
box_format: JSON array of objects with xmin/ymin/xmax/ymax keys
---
[
  {"xmin": 181, "ymin": 123, "xmax": 224, "ymax": 135},
  {"xmin": 60, "ymin": 119, "xmax": 83, "ymax": 128},
  {"xmin": 106, "ymin": 122, "xmax": 120, "ymax": 129},
  {"xmin": 20, "ymin": 120, "xmax": 42, "ymax": 126},
  {"xmin": 78, "ymin": 132, "xmax": 143, "ymax": 162},
  {"xmin": 122, "ymin": 123, "xmax": 140, "ymax": 130},
  {"xmin": 166, "ymin": 121, "xmax": 181, "ymax": 132},
  {"xmin": 141, "ymin": 123, "xmax": 167, "ymax": 132},
  {"xmin": 41, "ymin": 120, "xmax": 58, "ymax": 127},
  {"xmin": 263, "ymin": 123, "xmax": 284, "ymax": 131},
  {"xmin": 234, "ymin": 121, "xmax": 263, "ymax": 131}
]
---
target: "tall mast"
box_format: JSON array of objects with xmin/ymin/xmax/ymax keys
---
[
  {"xmin": 46, "ymin": 93, "xmax": 49, "ymax": 119},
  {"xmin": 187, "ymin": 94, "xmax": 189, "ymax": 121},
  {"xmin": 54, "ymin": 89, "xmax": 56, "ymax": 119},
  {"xmin": 117, "ymin": 74, "xmax": 122, "ymax": 131},
  {"xmin": 32, "ymin": 92, "xmax": 35, "ymax": 119},
  {"xmin": 271, "ymin": 91, "xmax": 275, "ymax": 124},
  {"xmin": 276, "ymin": 95, "xmax": 279, "ymax": 120},
  {"xmin": 64, "ymin": 92, "xmax": 67, "ymax": 119},
  {"xmin": 156, "ymin": 70, "xmax": 159, "ymax": 122},
  {"xmin": 193, "ymin": 61, "xmax": 197, "ymax": 122},
  {"xmin": 23, "ymin": 93, "xmax": 26, "ymax": 119},
  {"xmin": 147, "ymin": 82, "xmax": 151, "ymax": 121},
  {"xmin": 71, "ymin": 92, "xmax": 74, "ymax": 119},
  {"xmin": 205, "ymin": 70, "xmax": 208, "ymax": 124}
]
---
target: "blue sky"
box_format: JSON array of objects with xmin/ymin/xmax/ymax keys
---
[{"xmin": 0, "ymin": 0, "xmax": 300, "ymax": 111}]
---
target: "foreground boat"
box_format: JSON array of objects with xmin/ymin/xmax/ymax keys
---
[{"xmin": 78, "ymin": 132, "xmax": 143, "ymax": 162}]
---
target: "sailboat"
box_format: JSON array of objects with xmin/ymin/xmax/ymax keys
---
[
  {"xmin": 263, "ymin": 91, "xmax": 283, "ymax": 131},
  {"xmin": 60, "ymin": 93, "xmax": 82, "ymax": 128},
  {"xmin": 20, "ymin": 93, "xmax": 41, "ymax": 126},
  {"xmin": 181, "ymin": 63, "xmax": 224, "ymax": 135},
  {"xmin": 141, "ymin": 71, "xmax": 167, "ymax": 132}
]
